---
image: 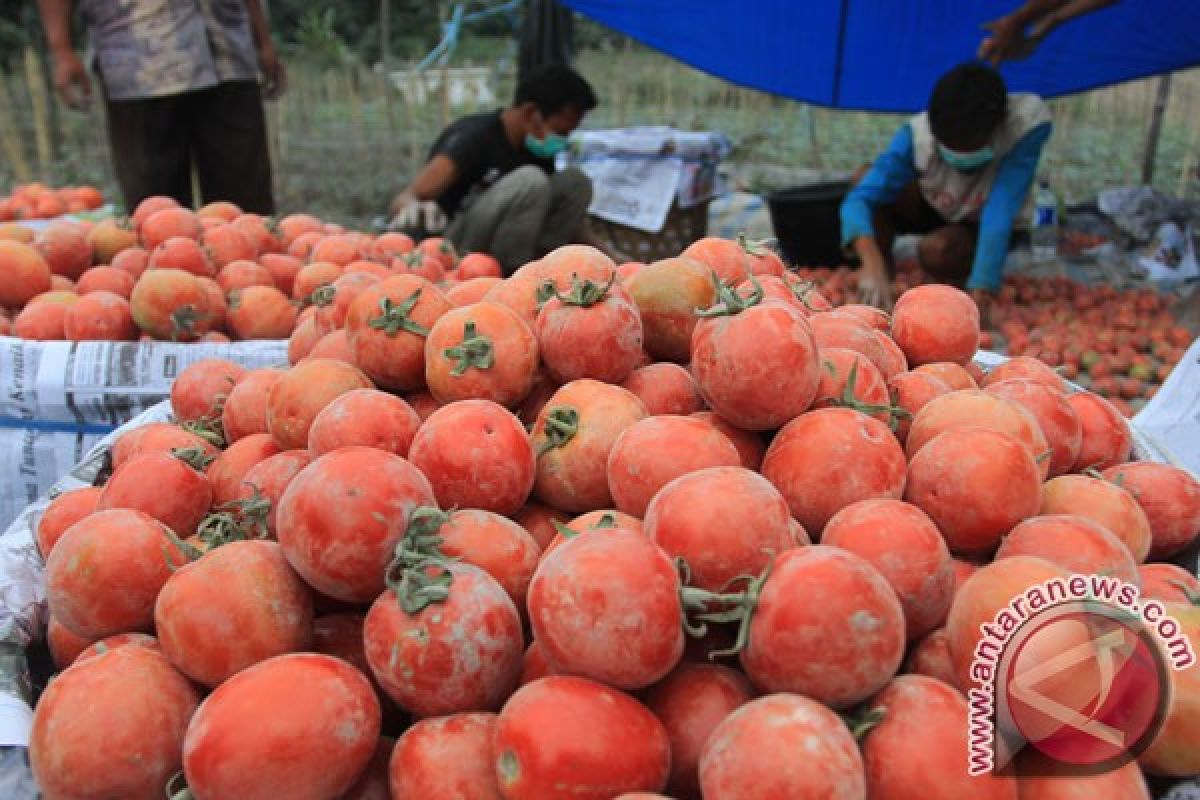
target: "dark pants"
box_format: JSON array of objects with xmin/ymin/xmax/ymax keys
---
[
  {"xmin": 851, "ymin": 166, "xmax": 977, "ymax": 286},
  {"xmin": 445, "ymin": 166, "xmax": 592, "ymax": 276},
  {"xmin": 104, "ymin": 81, "xmax": 275, "ymax": 214}
]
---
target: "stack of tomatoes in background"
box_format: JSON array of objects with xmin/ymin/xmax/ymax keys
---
[
  {"xmin": 0, "ymin": 195, "xmax": 502, "ymax": 344},
  {"xmin": 792, "ymin": 264, "xmax": 1195, "ymax": 418},
  {"xmin": 0, "ymin": 183, "xmax": 105, "ymax": 221}
]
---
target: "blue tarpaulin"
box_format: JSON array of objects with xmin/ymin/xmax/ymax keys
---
[{"xmin": 560, "ymin": 0, "xmax": 1200, "ymax": 112}]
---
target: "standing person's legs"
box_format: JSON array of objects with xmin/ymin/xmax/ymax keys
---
[
  {"xmin": 445, "ymin": 165, "xmax": 551, "ymax": 275},
  {"xmin": 190, "ymin": 81, "xmax": 276, "ymax": 214},
  {"xmin": 103, "ymin": 92, "xmax": 193, "ymax": 210},
  {"xmin": 536, "ymin": 167, "xmax": 592, "ymax": 253}
]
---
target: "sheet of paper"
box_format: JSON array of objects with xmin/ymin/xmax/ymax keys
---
[{"xmin": 1134, "ymin": 334, "xmax": 1200, "ymax": 477}]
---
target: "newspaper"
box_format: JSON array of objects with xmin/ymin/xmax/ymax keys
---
[
  {"xmin": 1134, "ymin": 334, "xmax": 1200, "ymax": 477},
  {"xmin": 0, "ymin": 336, "xmax": 288, "ymax": 426},
  {"xmin": 562, "ymin": 127, "xmax": 732, "ymax": 233},
  {"xmin": 0, "ymin": 336, "xmax": 288, "ymax": 532}
]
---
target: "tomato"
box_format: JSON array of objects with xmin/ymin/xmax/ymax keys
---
[
  {"xmin": 620, "ymin": 362, "xmax": 706, "ymax": 416},
  {"xmin": 906, "ymin": 389, "xmax": 1050, "ymax": 479},
  {"xmin": 691, "ymin": 295, "xmax": 820, "ymax": 430},
  {"xmin": 98, "ymin": 450, "xmax": 213, "ymax": 539},
  {"xmin": 762, "ymin": 408, "xmax": 907, "ymax": 536},
  {"xmin": 823, "ymin": 498, "xmax": 954, "ymax": 641},
  {"xmin": 307, "ymin": 388, "xmax": 421, "ymax": 458},
  {"xmin": 266, "ymin": 357, "xmax": 374, "ymax": 450},
  {"xmin": 154, "ymin": 539, "xmax": 312, "ymax": 687},
  {"xmin": 681, "ymin": 236, "xmax": 752, "ymax": 285},
  {"xmin": 699, "ymin": 693, "xmax": 865, "ymax": 799},
  {"xmin": 536, "ymin": 276, "xmax": 644, "ymax": 384},
  {"xmin": 276, "ymin": 446, "xmax": 435, "ymax": 602},
  {"xmin": 905, "ymin": 428, "xmax": 1041, "ymax": 557},
  {"xmin": 628, "ymin": 257, "xmax": 716, "ymax": 362},
  {"xmin": 862, "ymin": 675, "xmax": 1018, "ymax": 800},
  {"xmin": 425, "ymin": 301, "xmax": 540, "ymax": 407},
  {"xmin": 732, "ymin": 545, "xmax": 904, "ymax": 707},
  {"xmin": 993, "ymin": 514, "xmax": 1138, "ymax": 584},
  {"xmin": 1102, "ymin": 462, "xmax": 1200, "ymax": 560},
  {"xmin": 529, "ymin": 529, "xmax": 683, "ymax": 688},
  {"xmin": 644, "ymin": 663, "xmax": 755, "ymax": 798},
  {"xmin": 1067, "ymin": 392, "xmax": 1132, "ymax": 471},
  {"xmin": 1039, "ymin": 474, "xmax": 1152, "ymax": 562},
  {"xmin": 494, "ymin": 676, "xmax": 671, "ymax": 799},
  {"xmin": 182, "ymin": 653, "xmax": 381, "ymax": 800},
  {"xmin": 30, "ymin": 646, "xmax": 199, "ymax": 800},
  {"xmin": 345, "ymin": 275, "xmax": 452, "ymax": 392},
  {"xmin": 364, "ymin": 563, "xmax": 523, "ymax": 716},
  {"xmin": 984, "ymin": 379, "xmax": 1081, "ymax": 478},
  {"xmin": 408, "ymin": 399, "xmax": 535, "ymax": 516},
  {"xmin": 645, "ymin": 465, "xmax": 796, "ymax": 593},
  {"xmin": 607, "ymin": 415, "xmax": 740, "ymax": 517},
  {"xmin": 531, "ymin": 379, "xmax": 648, "ymax": 513},
  {"xmin": 432, "ymin": 509, "xmax": 541, "ymax": 609},
  {"xmin": 389, "ymin": 714, "xmax": 501, "ymax": 799}
]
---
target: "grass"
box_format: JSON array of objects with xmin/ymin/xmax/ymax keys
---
[{"xmin": 2, "ymin": 37, "xmax": 1198, "ymax": 229}]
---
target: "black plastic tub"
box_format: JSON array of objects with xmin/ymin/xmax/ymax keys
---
[{"xmin": 766, "ymin": 181, "xmax": 851, "ymax": 267}]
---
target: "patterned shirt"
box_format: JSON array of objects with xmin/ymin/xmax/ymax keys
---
[{"xmin": 79, "ymin": 0, "xmax": 258, "ymax": 101}]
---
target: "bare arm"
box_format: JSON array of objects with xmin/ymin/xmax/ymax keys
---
[
  {"xmin": 390, "ymin": 155, "xmax": 459, "ymax": 215},
  {"xmin": 243, "ymin": 0, "xmax": 286, "ymax": 99},
  {"xmin": 852, "ymin": 235, "xmax": 893, "ymax": 310},
  {"xmin": 980, "ymin": 0, "xmax": 1119, "ymax": 64},
  {"xmin": 37, "ymin": 0, "xmax": 91, "ymax": 108}
]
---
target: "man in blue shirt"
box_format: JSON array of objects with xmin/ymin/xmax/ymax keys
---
[{"xmin": 841, "ymin": 64, "xmax": 1053, "ymax": 315}]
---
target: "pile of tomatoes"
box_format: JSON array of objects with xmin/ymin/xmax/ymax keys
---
[
  {"xmin": 788, "ymin": 266, "xmax": 1194, "ymax": 418},
  {"xmin": 0, "ymin": 195, "xmax": 501, "ymax": 343},
  {"xmin": 982, "ymin": 275, "xmax": 1192, "ymax": 417},
  {"xmin": 27, "ymin": 237, "xmax": 1200, "ymax": 800},
  {"xmin": 0, "ymin": 183, "xmax": 105, "ymax": 221}
]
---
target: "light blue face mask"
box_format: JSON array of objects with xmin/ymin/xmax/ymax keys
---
[
  {"xmin": 525, "ymin": 133, "xmax": 569, "ymax": 159},
  {"xmin": 938, "ymin": 143, "xmax": 995, "ymax": 172}
]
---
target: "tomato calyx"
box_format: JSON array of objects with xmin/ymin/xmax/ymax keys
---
[
  {"xmin": 696, "ymin": 273, "xmax": 765, "ymax": 318},
  {"xmin": 826, "ymin": 362, "xmax": 910, "ymax": 431},
  {"xmin": 367, "ymin": 290, "xmax": 430, "ymax": 337},
  {"xmin": 549, "ymin": 512, "xmax": 617, "ymax": 541},
  {"xmin": 170, "ymin": 304, "xmax": 208, "ymax": 341},
  {"xmin": 536, "ymin": 406, "xmax": 579, "ymax": 458},
  {"xmin": 309, "ymin": 283, "xmax": 336, "ymax": 308},
  {"xmin": 384, "ymin": 506, "xmax": 459, "ymax": 614},
  {"xmin": 551, "ymin": 273, "xmax": 617, "ymax": 309},
  {"xmin": 677, "ymin": 556, "xmax": 775, "ymax": 660},
  {"xmin": 195, "ymin": 489, "xmax": 272, "ymax": 551},
  {"xmin": 171, "ymin": 446, "xmax": 215, "ymax": 472},
  {"xmin": 443, "ymin": 320, "xmax": 495, "ymax": 376},
  {"xmin": 842, "ymin": 705, "xmax": 887, "ymax": 741}
]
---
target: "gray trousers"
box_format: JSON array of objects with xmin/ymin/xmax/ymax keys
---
[{"xmin": 445, "ymin": 165, "xmax": 592, "ymax": 276}]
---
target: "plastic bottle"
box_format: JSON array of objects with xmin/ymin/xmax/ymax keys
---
[{"xmin": 1031, "ymin": 180, "xmax": 1059, "ymax": 263}]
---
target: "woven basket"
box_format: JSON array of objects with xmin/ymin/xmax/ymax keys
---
[{"xmin": 588, "ymin": 200, "xmax": 710, "ymax": 263}]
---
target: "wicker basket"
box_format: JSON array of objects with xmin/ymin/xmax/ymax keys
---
[{"xmin": 588, "ymin": 200, "xmax": 710, "ymax": 263}]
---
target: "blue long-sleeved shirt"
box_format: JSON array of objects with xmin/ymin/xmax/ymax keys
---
[{"xmin": 840, "ymin": 121, "xmax": 1053, "ymax": 291}]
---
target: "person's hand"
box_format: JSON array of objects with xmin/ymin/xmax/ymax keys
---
[
  {"xmin": 978, "ymin": 14, "xmax": 1038, "ymax": 65},
  {"xmin": 51, "ymin": 49, "xmax": 91, "ymax": 110},
  {"xmin": 388, "ymin": 193, "xmax": 447, "ymax": 233},
  {"xmin": 258, "ymin": 42, "xmax": 287, "ymax": 100},
  {"xmin": 856, "ymin": 256, "xmax": 893, "ymax": 310}
]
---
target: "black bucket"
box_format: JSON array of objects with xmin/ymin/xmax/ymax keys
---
[{"xmin": 766, "ymin": 181, "xmax": 851, "ymax": 267}]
